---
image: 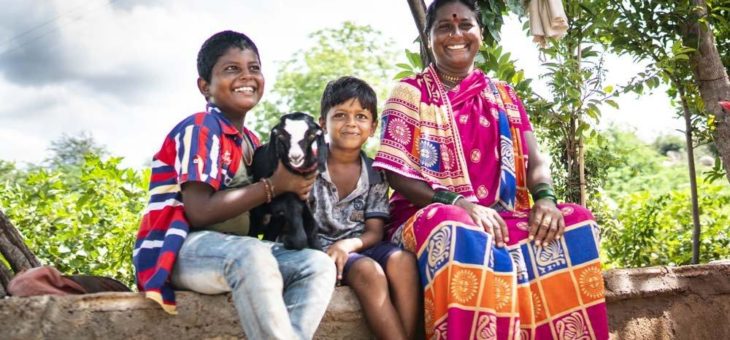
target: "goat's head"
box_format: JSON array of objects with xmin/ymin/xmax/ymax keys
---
[{"xmin": 270, "ymin": 112, "xmax": 326, "ymax": 174}]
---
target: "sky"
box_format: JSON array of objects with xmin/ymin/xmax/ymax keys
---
[{"xmin": 0, "ymin": 0, "xmax": 684, "ymax": 168}]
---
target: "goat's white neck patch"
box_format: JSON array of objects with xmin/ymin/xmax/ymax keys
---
[{"xmin": 284, "ymin": 118, "xmax": 310, "ymax": 168}]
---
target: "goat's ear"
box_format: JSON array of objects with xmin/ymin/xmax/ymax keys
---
[{"xmin": 316, "ymin": 130, "xmax": 327, "ymax": 172}]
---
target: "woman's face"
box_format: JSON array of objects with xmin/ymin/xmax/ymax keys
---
[{"xmin": 428, "ymin": 1, "xmax": 482, "ymax": 75}]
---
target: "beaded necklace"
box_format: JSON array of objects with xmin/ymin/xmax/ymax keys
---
[{"xmin": 241, "ymin": 132, "xmax": 254, "ymax": 167}]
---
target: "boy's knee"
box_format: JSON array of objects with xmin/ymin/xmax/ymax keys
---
[
  {"xmin": 298, "ymin": 249, "xmax": 336, "ymax": 279},
  {"xmin": 226, "ymin": 239, "xmax": 276, "ymax": 273},
  {"xmin": 349, "ymin": 258, "xmax": 386, "ymax": 285},
  {"xmin": 386, "ymin": 250, "xmax": 417, "ymax": 269}
]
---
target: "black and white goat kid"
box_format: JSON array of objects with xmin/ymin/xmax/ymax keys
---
[{"xmin": 250, "ymin": 112, "xmax": 326, "ymax": 250}]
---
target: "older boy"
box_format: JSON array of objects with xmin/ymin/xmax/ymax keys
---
[{"xmin": 133, "ymin": 30, "xmax": 335, "ymax": 339}]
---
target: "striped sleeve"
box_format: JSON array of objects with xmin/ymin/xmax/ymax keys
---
[{"xmin": 174, "ymin": 124, "xmax": 223, "ymax": 190}]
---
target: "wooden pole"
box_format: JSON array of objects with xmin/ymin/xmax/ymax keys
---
[{"xmin": 406, "ymin": 0, "xmax": 434, "ymax": 67}]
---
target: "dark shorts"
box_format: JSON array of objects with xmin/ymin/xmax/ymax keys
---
[{"xmin": 342, "ymin": 242, "xmax": 402, "ymax": 285}]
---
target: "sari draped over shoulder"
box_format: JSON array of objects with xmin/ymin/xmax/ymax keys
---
[{"xmin": 373, "ymin": 65, "xmax": 609, "ymax": 340}]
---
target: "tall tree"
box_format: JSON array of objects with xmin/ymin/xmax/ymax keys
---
[
  {"xmin": 683, "ymin": 0, "xmax": 730, "ymax": 185},
  {"xmin": 46, "ymin": 132, "xmax": 107, "ymax": 169},
  {"xmin": 247, "ymin": 22, "xmax": 399, "ymax": 138},
  {"xmin": 590, "ymin": 0, "xmax": 730, "ymax": 263}
]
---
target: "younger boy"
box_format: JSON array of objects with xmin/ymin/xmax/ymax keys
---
[
  {"xmin": 133, "ymin": 30, "xmax": 335, "ymax": 339},
  {"xmin": 310, "ymin": 76, "xmax": 419, "ymax": 339}
]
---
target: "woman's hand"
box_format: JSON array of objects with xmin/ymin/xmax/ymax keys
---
[
  {"xmin": 528, "ymin": 199, "xmax": 565, "ymax": 247},
  {"xmin": 268, "ymin": 161, "xmax": 317, "ymax": 200},
  {"xmin": 326, "ymin": 240, "xmax": 352, "ymax": 282},
  {"xmin": 456, "ymin": 199, "xmax": 508, "ymax": 247}
]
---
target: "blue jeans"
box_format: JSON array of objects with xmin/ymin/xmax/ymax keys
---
[{"xmin": 171, "ymin": 230, "xmax": 336, "ymax": 340}]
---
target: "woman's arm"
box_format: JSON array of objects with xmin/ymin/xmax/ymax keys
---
[
  {"xmin": 385, "ymin": 172, "xmax": 435, "ymax": 208},
  {"xmin": 523, "ymin": 132, "xmax": 565, "ymax": 245},
  {"xmin": 524, "ymin": 132, "xmax": 554, "ymax": 190},
  {"xmin": 385, "ymin": 171, "xmax": 508, "ymax": 247}
]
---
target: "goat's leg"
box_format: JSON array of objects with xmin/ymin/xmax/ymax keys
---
[
  {"xmin": 263, "ymin": 200, "xmax": 287, "ymax": 242},
  {"xmin": 278, "ymin": 199, "xmax": 308, "ymax": 250},
  {"xmin": 302, "ymin": 205, "xmax": 322, "ymax": 250}
]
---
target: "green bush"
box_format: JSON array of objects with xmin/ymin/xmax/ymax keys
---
[
  {"xmin": 603, "ymin": 178, "xmax": 730, "ymax": 267},
  {"xmin": 598, "ymin": 127, "xmax": 730, "ymax": 268},
  {"xmin": 0, "ymin": 155, "xmax": 148, "ymax": 288}
]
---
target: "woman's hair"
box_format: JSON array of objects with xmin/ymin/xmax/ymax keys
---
[
  {"xmin": 424, "ymin": 0, "xmax": 483, "ymax": 35},
  {"xmin": 197, "ymin": 30, "xmax": 260, "ymax": 83},
  {"xmin": 320, "ymin": 76, "xmax": 378, "ymax": 121}
]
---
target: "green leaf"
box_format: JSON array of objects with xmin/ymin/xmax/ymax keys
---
[{"xmin": 605, "ymin": 99, "xmax": 619, "ymax": 109}]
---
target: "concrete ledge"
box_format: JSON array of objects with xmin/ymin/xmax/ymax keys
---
[
  {"xmin": 604, "ymin": 263, "xmax": 730, "ymax": 340},
  {"xmin": 1, "ymin": 263, "xmax": 729, "ymax": 339}
]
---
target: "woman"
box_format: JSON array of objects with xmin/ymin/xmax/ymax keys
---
[{"xmin": 373, "ymin": 0, "xmax": 609, "ymax": 339}]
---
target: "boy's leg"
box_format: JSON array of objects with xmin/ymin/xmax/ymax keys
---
[
  {"xmin": 383, "ymin": 249, "xmax": 420, "ymax": 340},
  {"xmin": 171, "ymin": 231, "xmax": 297, "ymax": 339},
  {"xmin": 345, "ymin": 256, "xmax": 407, "ymax": 340},
  {"xmin": 272, "ymin": 245, "xmax": 336, "ymax": 339}
]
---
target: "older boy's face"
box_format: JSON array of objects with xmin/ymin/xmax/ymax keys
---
[
  {"xmin": 320, "ymin": 98, "xmax": 376, "ymax": 152},
  {"xmin": 202, "ymin": 47, "xmax": 264, "ymax": 117}
]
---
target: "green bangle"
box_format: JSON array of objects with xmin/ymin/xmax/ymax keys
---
[
  {"xmin": 432, "ymin": 190, "xmax": 463, "ymax": 205},
  {"xmin": 533, "ymin": 189, "xmax": 558, "ymax": 205},
  {"xmin": 532, "ymin": 183, "xmax": 552, "ymax": 196}
]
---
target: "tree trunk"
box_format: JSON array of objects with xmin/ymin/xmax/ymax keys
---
[
  {"xmin": 578, "ymin": 136, "xmax": 587, "ymax": 206},
  {"xmin": 0, "ymin": 209, "xmax": 41, "ymax": 273},
  {"xmin": 678, "ymin": 84, "xmax": 703, "ymax": 264},
  {"xmin": 406, "ymin": 0, "xmax": 433, "ymax": 67},
  {"xmin": 685, "ymin": 0, "xmax": 730, "ymax": 183},
  {"xmin": 0, "ymin": 260, "xmax": 11, "ymax": 297}
]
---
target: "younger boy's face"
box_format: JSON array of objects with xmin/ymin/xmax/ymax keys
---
[
  {"xmin": 198, "ymin": 47, "xmax": 264, "ymax": 117},
  {"xmin": 320, "ymin": 98, "xmax": 376, "ymax": 152}
]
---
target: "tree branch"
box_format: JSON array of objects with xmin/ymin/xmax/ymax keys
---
[{"xmin": 0, "ymin": 209, "xmax": 41, "ymax": 273}]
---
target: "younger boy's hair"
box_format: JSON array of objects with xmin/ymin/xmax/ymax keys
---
[
  {"xmin": 320, "ymin": 76, "xmax": 378, "ymax": 121},
  {"xmin": 197, "ymin": 30, "xmax": 260, "ymax": 83}
]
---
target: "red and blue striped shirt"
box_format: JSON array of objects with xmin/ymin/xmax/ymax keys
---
[{"xmin": 133, "ymin": 104, "xmax": 259, "ymax": 313}]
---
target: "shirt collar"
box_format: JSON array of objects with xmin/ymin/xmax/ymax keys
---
[
  {"xmin": 320, "ymin": 145, "xmax": 383, "ymax": 185},
  {"xmin": 206, "ymin": 103, "xmax": 242, "ymax": 136}
]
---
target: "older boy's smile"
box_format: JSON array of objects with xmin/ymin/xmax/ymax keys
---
[{"xmin": 234, "ymin": 86, "xmax": 256, "ymax": 94}]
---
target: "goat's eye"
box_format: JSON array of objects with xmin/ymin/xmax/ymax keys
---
[{"xmin": 277, "ymin": 134, "xmax": 287, "ymax": 140}]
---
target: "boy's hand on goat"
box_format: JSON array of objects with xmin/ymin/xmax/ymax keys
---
[
  {"xmin": 326, "ymin": 240, "xmax": 352, "ymax": 282},
  {"xmin": 269, "ymin": 161, "xmax": 317, "ymax": 200}
]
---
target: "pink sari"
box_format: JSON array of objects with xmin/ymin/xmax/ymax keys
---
[{"xmin": 373, "ymin": 65, "xmax": 609, "ymax": 339}]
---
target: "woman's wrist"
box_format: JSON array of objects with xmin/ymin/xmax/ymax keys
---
[
  {"xmin": 432, "ymin": 189, "xmax": 464, "ymax": 205},
  {"xmin": 531, "ymin": 183, "xmax": 557, "ymax": 205}
]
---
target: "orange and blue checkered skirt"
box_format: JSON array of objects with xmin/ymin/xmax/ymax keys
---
[{"xmin": 394, "ymin": 203, "xmax": 609, "ymax": 340}]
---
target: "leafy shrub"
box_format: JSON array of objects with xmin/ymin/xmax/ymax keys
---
[{"xmin": 0, "ymin": 155, "xmax": 148, "ymax": 287}]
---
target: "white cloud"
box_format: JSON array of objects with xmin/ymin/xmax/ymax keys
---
[{"xmin": 0, "ymin": 0, "xmax": 682, "ymax": 168}]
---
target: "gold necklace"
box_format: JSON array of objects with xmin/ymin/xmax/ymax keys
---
[{"xmin": 438, "ymin": 69, "xmax": 466, "ymax": 85}]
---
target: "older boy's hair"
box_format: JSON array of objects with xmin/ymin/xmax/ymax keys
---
[
  {"xmin": 197, "ymin": 30, "xmax": 260, "ymax": 83},
  {"xmin": 320, "ymin": 76, "xmax": 378, "ymax": 121}
]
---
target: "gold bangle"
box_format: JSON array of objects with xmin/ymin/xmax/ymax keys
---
[{"xmin": 261, "ymin": 178, "xmax": 273, "ymax": 203}]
